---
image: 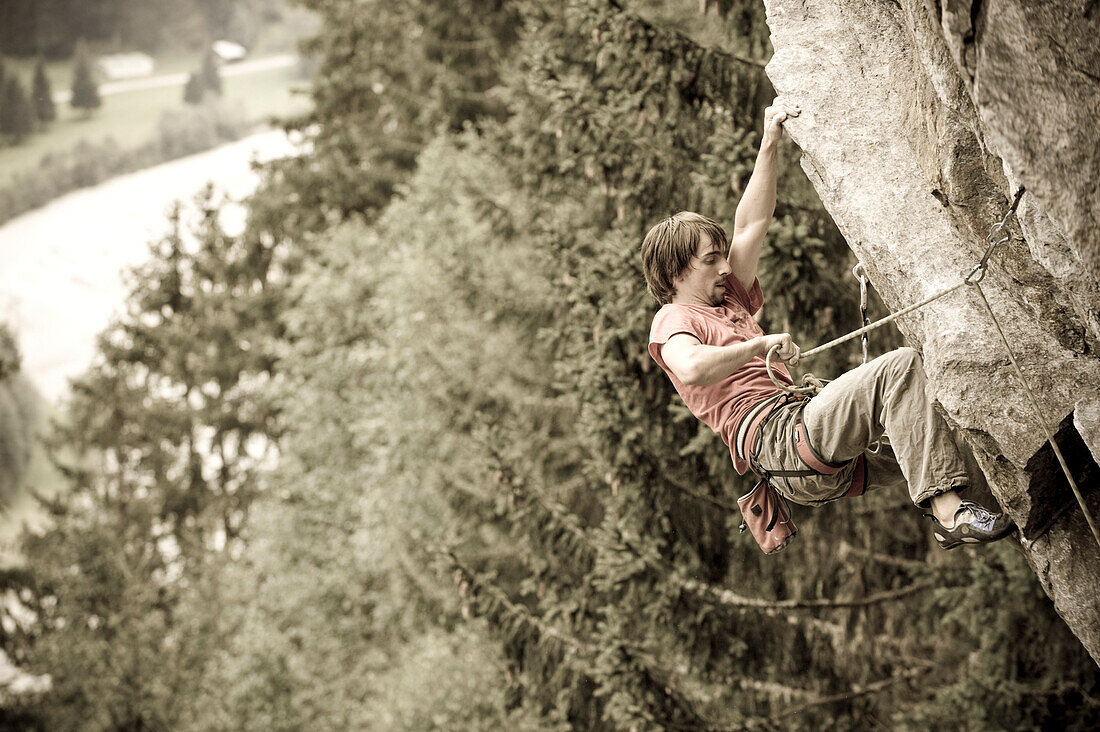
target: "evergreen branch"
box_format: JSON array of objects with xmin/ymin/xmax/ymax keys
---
[
  {"xmin": 735, "ymin": 677, "xmax": 819, "ymax": 702},
  {"xmin": 1048, "ymin": 682, "xmax": 1100, "ymax": 709},
  {"xmin": 451, "ymin": 544, "xmax": 914, "ymax": 731},
  {"xmin": 681, "ymin": 576, "xmax": 936, "ymax": 611},
  {"xmin": 525, "ymin": 484, "xmax": 599, "ymax": 551},
  {"xmin": 837, "ymin": 541, "xmax": 928, "ymax": 571},
  {"xmin": 446, "ymin": 551, "xmax": 595, "ymax": 654},
  {"xmin": 614, "ymin": 531, "xmax": 935, "ymax": 613},
  {"xmin": 617, "ymin": 644, "xmax": 729, "ymax": 732},
  {"xmin": 481, "ymin": 438, "xmax": 600, "ymax": 564},
  {"xmin": 761, "ymin": 663, "xmax": 931, "ymax": 723},
  {"xmin": 448, "ymin": 551, "xmax": 730, "ymax": 730},
  {"xmin": 449, "ymin": 547, "xmax": 743, "ymax": 731},
  {"xmin": 663, "ymin": 473, "xmax": 741, "ymax": 512},
  {"xmin": 605, "ymin": 0, "xmax": 768, "ymax": 70}
]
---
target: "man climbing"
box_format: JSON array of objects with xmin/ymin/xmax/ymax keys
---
[{"xmin": 641, "ymin": 97, "xmax": 1014, "ymax": 552}]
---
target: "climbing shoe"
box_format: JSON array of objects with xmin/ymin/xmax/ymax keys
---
[{"xmin": 927, "ymin": 500, "xmax": 1015, "ymax": 550}]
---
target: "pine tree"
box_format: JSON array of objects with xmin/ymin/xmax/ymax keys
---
[
  {"xmin": 180, "ymin": 136, "xmax": 557, "ymax": 729},
  {"xmin": 31, "ymin": 58, "xmax": 55, "ymax": 124},
  {"xmin": 429, "ymin": 2, "xmax": 1087, "ymax": 727},
  {"xmin": 70, "ymin": 42, "xmax": 101, "ymax": 115},
  {"xmin": 450, "ymin": 3, "xmax": 1100, "ymax": 728},
  {"xmin": 183, "ymin": 71, "xmax": 204, "ymax": 104},
  {"xmin": 0, "ymin": 58, "xmax": 6, "ymax": 129},
  {"xmin": 200, "ymin": 49, "xmax": 221, "ymax": 96},
  {"xmin": 0, "ymin": 190, "xmax": 284, "ymax": 727},
  {"xmin": 0, "ymin": 76, "xmax": 34, "ymax": 141},
  {"xmin": 249, "ymin": 0, "xmax": 521, "ymax": 234}
]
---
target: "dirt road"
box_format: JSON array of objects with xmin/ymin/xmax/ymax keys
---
[{"xmin": 52, "ymin": 54, "xmax": 298, "ymax": 104}]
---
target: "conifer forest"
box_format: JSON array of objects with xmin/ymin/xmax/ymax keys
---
[{"xmin": 1, "ymin": 1, "xmax": 1098, "ymax": 729}]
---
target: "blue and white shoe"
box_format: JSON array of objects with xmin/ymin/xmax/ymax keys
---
[{"xmin": 926, "ymin": 500, "xmax": 1015, "ymax": 550}]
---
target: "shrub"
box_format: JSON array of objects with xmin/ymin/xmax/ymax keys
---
[
  {"xmin": 70, "ymin": 43, "xmax": 101, "ymax": 114},
  {"xmin": 32, "ymin": 59, "xmax": 55, "ymax": 123},
  {"xmin": 0, "ymin": 76, "xmax": 34, "ymax": 141}
]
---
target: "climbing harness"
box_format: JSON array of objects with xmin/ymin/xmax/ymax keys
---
[
  {"xmin": 736, "ymin": 393, "xmax": 866, "ymax": 498},
  {"xmin": 762, "ymin": 187, "xmax": 1100, "ymax": 551},
  {"xmin": 736, "ymin": 392, "xmax": 867, "ymax": 554}
]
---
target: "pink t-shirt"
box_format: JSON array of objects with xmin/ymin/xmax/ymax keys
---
[{"xmin": 648, "ymin": 273, "xmax": 793, "ymax": 474}]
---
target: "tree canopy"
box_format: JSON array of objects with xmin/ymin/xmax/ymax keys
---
[
  {"xmin": 0, "ymin": 76, "xmax": 35, "ymax": 140},
  {"xmin": 31, "ymin": 60, "xmax": 55, "ymax": 123},
  {"xmin": 70, "ymin": 44, "xmax": 101, "ymax": 113}
]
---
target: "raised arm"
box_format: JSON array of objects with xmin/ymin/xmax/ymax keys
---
[{"xmin": 727, "ymin": 97, "xmax": 799, "ymax": 291}]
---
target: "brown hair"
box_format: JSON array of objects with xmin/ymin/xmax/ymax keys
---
[{"xmin": 640, "ymin": 211, "xmax": 728, "ymax": 304}]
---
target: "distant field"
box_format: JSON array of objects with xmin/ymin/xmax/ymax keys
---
[{"xmin": 0, "ymin": 60, "xmax": 311, "ymax": 184}]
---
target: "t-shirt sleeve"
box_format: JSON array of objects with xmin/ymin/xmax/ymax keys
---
[
  {"xmin": 723, "ymin": 273, "xmax": 763, "ymax": 313},
  {"xmin": 648, "ymin": 307, "xmax": 705, "ymax": 370}
]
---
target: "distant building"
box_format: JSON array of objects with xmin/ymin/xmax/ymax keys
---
[
  {"xmin": 211, "ymin": 40, "xmax": 248, "ymax": 63},
  {"xmin": 96, "ymin": 52, "xmax": 155, "ymax": 80}
]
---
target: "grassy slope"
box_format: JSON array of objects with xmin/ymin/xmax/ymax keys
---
[{"xmin": 0, "ymin": 61, "xmax": 310, "ymax": 184}]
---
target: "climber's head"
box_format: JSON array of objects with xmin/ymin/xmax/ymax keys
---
[{"xmin": 641, "ymin": 211, "xmax": 729, "ymax": 305}]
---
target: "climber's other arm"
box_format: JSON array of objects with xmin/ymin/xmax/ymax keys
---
[
  {"xmin": 661, "ymin": 332, "xmax": 801, "ymax": 387},
  {"xmin": 727, "ymin": 97, "xmax": 800, "ymax": 292}
]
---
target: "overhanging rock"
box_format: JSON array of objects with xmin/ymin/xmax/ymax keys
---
[{"xmin": 763, "ymin": 0, "xmax": 1100, "ymax": 662}]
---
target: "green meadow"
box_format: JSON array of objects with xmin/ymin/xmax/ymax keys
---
[{"xmin": 0, "ymin": 58, "xmax": 310, "ymax": 184}]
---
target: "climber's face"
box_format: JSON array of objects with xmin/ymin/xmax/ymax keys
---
[{"xmin": 672, "ymin": 234, "xmax": 731, "ymax": 307}]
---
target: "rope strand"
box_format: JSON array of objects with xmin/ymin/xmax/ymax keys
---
[
  {"xmin": 970, "ymin": 282, "xmax": 1100, "ymax": 551},
  {"xmin": 801, "ymin": 280, "xmax": 969, "ymax": 361}
]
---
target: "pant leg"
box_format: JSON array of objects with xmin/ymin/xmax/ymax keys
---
[
  {"xmin": 801, "ymin": 347, "xmax": 969, "ymax": 505},
  {"xmin": 861, "ymin": 442, "xmax": 909, "ymax": 496}
]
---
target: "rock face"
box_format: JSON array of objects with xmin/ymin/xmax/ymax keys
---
[{"xmin": 763, "ymin": 0, "xmax": 1100, "ymax": 661}]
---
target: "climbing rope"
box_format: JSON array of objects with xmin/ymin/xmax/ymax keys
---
[
  {"xmin": 765, "ymin": 187, "xmax": 1026, "ymax": 381},
  {"xmin": 764, "ymin": 277, "xmax": 970, "ymax": 395},
  {"xmin": 764, "ymin": 188, "xmax": 1100, "ymax": 551},
  {"xmin": 969, "ymin": 281, "xmax": 1100, "ymax": 550}
]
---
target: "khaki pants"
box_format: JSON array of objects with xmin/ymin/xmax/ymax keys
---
[{"xmin": 753, "ymin": 348, "xmax": 969, "ymax": 506}]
